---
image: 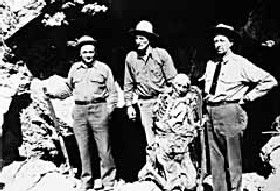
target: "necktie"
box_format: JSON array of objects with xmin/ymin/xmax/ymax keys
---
[{"xmin": 209, "ymin": 61, "xmax": 222, "ymax": 95}]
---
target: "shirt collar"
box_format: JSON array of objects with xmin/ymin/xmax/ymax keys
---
[
  {"xmin": 137, "ymin": 46, "xmax": 152, "ymax": 60},
  {"xmin": 214, "ymin": 52, "xmax": 234, "ymax": 65},
  {"xmin": 222, "ymin": 52, "xmax": 234, "ymax": 63},
  {"xmin": 77, "ymin": 60, "xmax": 97, "ymax": 69}
]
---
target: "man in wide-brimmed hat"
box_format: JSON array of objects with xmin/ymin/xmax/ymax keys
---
[
  {"xmin": 46, "ymin": 35, "xmax": 117, "ymax": 191},
  {"xmin": 124, "ymin": 20, "xmax": 177, "ymax": 146},
  {"xmin": 203, "ymin": 24, "xmax": 278, "ymax": 191}
]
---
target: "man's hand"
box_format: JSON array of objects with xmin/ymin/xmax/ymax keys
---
[
  {"xmin": 42, "ymin": 87, "xmax": 55, "ymax": 99},
  {"xmin": 107, "ymin": 104, "xmax": 116, "ymax": 114},
  {"xmin": 127, "ymin": 105, "xmax": 136, "ymax": 121}
]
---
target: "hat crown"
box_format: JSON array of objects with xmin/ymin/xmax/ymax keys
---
[
  {"xmin": 78, "ymin": 35, "xmax": 96, "ymax": 46},
  {"xmin": 212, "ymin": 23, "xmax": 240, "ymax": 41},
  {"xmin": 215, "ymin": 24, "xmax": 235, "ymax": 31},
  {"xmin": 135, "ymin": 20, "xmax": 154, "ymax": 34}
]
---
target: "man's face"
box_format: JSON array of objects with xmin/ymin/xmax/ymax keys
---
[
  {"xmin": 135, "ymin": 35, "xmax": 150, "ymax": 51},
  {"xmin": 214, "ymin": 34, "xmax": 233, "ymax": 55},
  {"xmin": 80, "ymin": 44, "xmax": 95, "ymax": 63}
]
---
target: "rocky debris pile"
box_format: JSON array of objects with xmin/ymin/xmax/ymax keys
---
[
  {"xmin": 1, "ymin": 158, "xmax": 77, "ymax": 191},
  {"xmin": 116, "ymin": 181, "xmax": 160, "ymax": 191},
  {"xmin": 19, "ymin": 77, "xmax": 74, "ymax": 160},
  {"xmin": 19, "ymin": 94, "xmax": 58, "ymax": 159},
  {"xmin": 260, "ymin": 122, "xmax": 280, "ymax": 191},
  {"xmin": 202, "ymin": 173, "xmax": 266, "ymax": 191}
]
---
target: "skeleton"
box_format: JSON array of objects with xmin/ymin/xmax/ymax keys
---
[{"xmin": 138, "ymin": 74, "xmax": 201, "ymax": 191}]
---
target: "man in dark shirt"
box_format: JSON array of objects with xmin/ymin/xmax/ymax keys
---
[{"xmin": 124, "ymin": 20, "xmax": 177, "ymax": 146}]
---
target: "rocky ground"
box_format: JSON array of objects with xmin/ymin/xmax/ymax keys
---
[
  {"xmin": 0, "ymin": 79, "xmax": 279, "ymax": 191},
  {"xmin": 0, "ymin": 1, "xmax": 280, "ymax": 190}
]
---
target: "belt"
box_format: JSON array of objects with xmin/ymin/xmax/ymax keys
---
[
  {"xmin": 207, "ymin": 99, "xmax": 240, "ymax": 106},
  {"xmin": 75, "ymin": 97, "xmax": 106, "ymax": 105},
  {"xmin": 138, "ymin": 95, "xmax": 158, "ymax": 100},
  {"xmin": 0, "ymin": 84, "xmax": 8, "ymax": 87}
]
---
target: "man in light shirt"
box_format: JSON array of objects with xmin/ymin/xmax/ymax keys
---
[
  {"xmin": 46, "ymin": 35, "xmax": 117, "ymax": 191},
  {"xmin": 124, "ymin": 20, "xmax": 177, "ymax": 146},
  {"xmin": 204, "ymin": 24, "xmax": 278, "ymax": 191}
]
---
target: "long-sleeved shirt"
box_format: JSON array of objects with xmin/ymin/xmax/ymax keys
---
[
  {"xmin": 205, "ymin": 52, "xmax": 278, "ymax": 103},
  {"xmin": 124, "ymin": 47, "xmax": 177, "ymax": 106},
  {"xmin": 67, "ymin": 60, "xmax": 117, "ymax": 105}
]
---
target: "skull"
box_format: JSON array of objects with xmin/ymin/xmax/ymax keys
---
[{"xmin": 172, "ymin": 74, "xmax": 191, "ymax": 97}]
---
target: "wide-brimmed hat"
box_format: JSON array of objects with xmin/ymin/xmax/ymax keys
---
[
  {"xmin": 77, "ymin": 35, "xmax": 97, "ymax": 47},
  {"xmin": 211, "ymin": 24, "xmax": 240, "ymax": 42},
  {"xmin": 129, "ymin": 20, "xmax": 159, "ymax": 39}
]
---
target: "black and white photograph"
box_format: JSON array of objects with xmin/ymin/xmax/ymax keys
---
[{"xmin": 0, "ymin": 0, "xmax": 280, "ymax": 190}]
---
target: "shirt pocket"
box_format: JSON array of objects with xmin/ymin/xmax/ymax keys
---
[
  {"xmin": 72, "ymin": 76, "xmax": 82, "ymax": 88},
  {"xmin": 89, "ymin": 74, "xmax": 106, "ymax": 90},
  {"xmin": 149, "ymin": 61, "xmax": 163, "ymax": 83},
  {"xmin": 219, "ymin": 73, "xmax": 243, "ymax": 85}
]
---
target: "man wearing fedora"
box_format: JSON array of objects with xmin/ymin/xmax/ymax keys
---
[
  {"xmin": 46, "ymin": 35, "xmax": 117, "ymax": 191},
  {"xmin": 124, "ymin": 20, "xmax": 177, "ymax": 146},
  {"xmin": 203, "ymin": 24, "xmax": 278, "ymax": 191}
]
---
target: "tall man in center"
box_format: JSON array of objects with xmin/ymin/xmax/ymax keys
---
[{"xmin": 124, "ymin": 20, "xmax": 177, "ymax": 145}]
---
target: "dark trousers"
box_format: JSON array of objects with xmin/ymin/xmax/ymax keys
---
[
  {"xmin": 207, "ymin": 103, "xmax": 247, "ymax": 191},
  {"xmin": 72, "ymin": 102, "xmax": 116, "ymax": 188}
]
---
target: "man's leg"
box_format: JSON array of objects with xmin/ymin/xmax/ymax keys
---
[
  {"xmin": 72, "ymin": 105, "xmax": 93, "ymax": 189},
  {"xmin": 208, "ymin": 128, "xmax": 228, "ymax": 191},
  {"xmin": 137, "ymin": 99, "xmax": 156, "ymax": 145},
  {"xmin": 88, "ymin": 103, "xmax": 116, "ymax": 190},
  {"xmin": 0, "ymin": 114, "xmax": 3, "ymax": 171},
  {"xmin": 94, "ymin": 130, "xmax": 116, "ymax": 189},
  {"xmin": 0, "ymin": 119, "xmax": 3, "ymax": 189},
  {"xmin": 227, "ymin": 132, "xmax": 243, "ymax": 191}
]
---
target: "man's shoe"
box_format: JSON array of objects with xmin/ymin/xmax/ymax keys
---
[
  {"xmin": 0, "ymin": 182, "xmax": 4, "ymax": 190},
  {"xmin": 93, "ymin": 179, "xmax": 103, "ymax": 190},
  {"xmin": 114, "ymin": 179, "xmax": 126, "ymax": 191},
  {"xmin": 103, "ymin": 186, "xmax": 114, "ymax": 191}
]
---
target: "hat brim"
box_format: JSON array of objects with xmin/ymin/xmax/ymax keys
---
[
  {"xmin": 77, "ymin": 40, "xmax": 97, "ymax": 47},
  {"xmin": 129, "ymin": 29, "xmax": 159, "ymax": 39},
  {"xmin": 211, "ymin": 27, "xmax": 240, "ymax": 42}
]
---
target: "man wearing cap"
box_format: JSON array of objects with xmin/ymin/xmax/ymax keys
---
[
  {"xmin": 204, "ymin": 24, "xmax": 278, "ymax": 191},
  {"xmin": 46, "ymin": 35, "xmax": 117, "ymax": 191},
  {"xmin": 124, "ymin": 20, "xmax": 177, "ymax": 146}
]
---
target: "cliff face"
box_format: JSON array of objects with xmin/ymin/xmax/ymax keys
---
[{"xmin": 241, "ymin": 0, "xmax": 280, "ymax": 45}]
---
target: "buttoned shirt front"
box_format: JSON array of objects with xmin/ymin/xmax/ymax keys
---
[
  {"xmin": 124, "ymin": 47, "xmax": 177, "ymax": 106},
  {"xmin": 205, "ymin": 52, "xmax": 278, "ymax": 103},
  {"xmin": 67, "ymin": 60, "xmax": 117, "ymax": 105}
]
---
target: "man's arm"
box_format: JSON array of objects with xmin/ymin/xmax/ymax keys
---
[
  {"xmin": 158, "ymin": 48, "xmax": 178, "ymax": 83},
  {"xmin": 106, "ymin": 66, "xmax": 118, "ymax": 111},
  {"xmin": 124, "ymin": 55, "xmax": 134, "ymax": 107},
  {"xmin": 242, "ymin": 60, "xmax": 278, "ymax": 101},
  {"xmin": 124, "ymin": 55, "xmax": 137, "ymax": 120}
]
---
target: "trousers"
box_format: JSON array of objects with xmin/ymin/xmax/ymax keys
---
[
  {"xmin": 72, "ymin": 102, "xmax": 116, "ymax": 188},
  {"xmin": 137, "ymin": 98, "xmax": 157, "ymax": 145},
  {"xmin": 206, "ymin": 103, "xmax": 247, "ymax": 191}
]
